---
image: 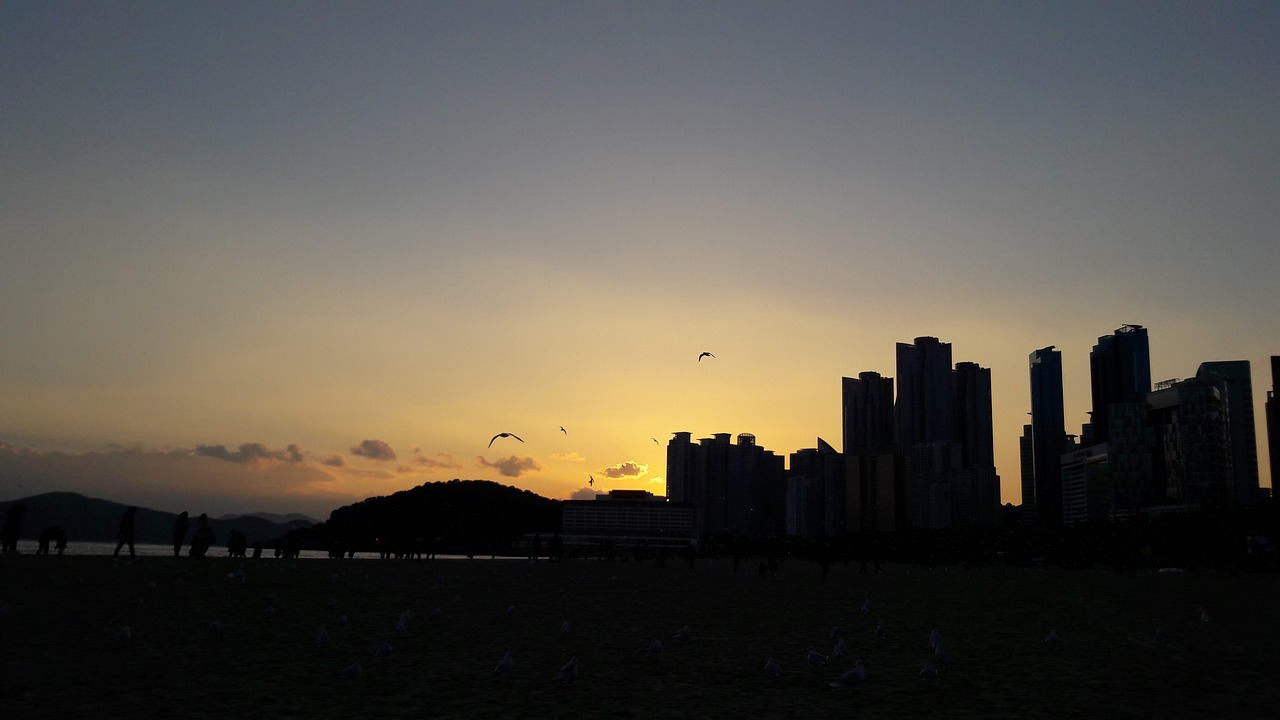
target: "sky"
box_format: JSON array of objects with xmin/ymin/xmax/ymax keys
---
[{"xmin": 2, "ymin": 1, "xmax": 1277, "ymax": 520}]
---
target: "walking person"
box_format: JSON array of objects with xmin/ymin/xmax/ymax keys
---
[{"xmin": 114, "ymin": 506, "xmax": 138, "ymax": 558}]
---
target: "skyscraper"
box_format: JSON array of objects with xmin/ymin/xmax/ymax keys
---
[
  {"xmin": 842, "ymin": 371, "xmax": 902, "ymax": 531},
  {"xmin": 1029, "ymin": 346, "xmax": 1066, "ymax": 527},
  {"xmin": 1196, "ymin": 360, "xmax": 1260, "ymax": 505},
  {"xmin": 954, "ymin": 361, "xmax": 1000, "ymax": 527},
  {"xmin": 1268, "ymin": 356, "xmax": 1279, "ymax": 494},
  {"xmin": 1089, "ymin": 324, "xmax": 1151, "ymax": 445},
  {"xmin": 897, "ymin": 337, "xmax": 957, "ymax": 529},
  {"xmin": 1019, "ymin": 423, "xmax": 1036, "ymax": 524}
]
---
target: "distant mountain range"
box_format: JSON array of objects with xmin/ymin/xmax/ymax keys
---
[{"xmin": 0, "ymin": 491, "xmax": 314, "ymax": 547}]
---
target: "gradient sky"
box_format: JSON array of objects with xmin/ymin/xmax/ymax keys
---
[{"xmin": 3, "ymin": 1, "xmax": 1277, "ymax": 519}]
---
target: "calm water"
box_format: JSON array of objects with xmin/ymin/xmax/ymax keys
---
[{"xmin": 5, "ymin": 539, "xmax": 510, "ymax": 561}]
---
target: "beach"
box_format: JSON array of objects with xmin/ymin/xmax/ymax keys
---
[{"xmin": 1, "ymin": 554, "xmax": 1276, "ymax": 719}]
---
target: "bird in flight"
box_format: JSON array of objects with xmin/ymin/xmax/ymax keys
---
[
  {"xmin": 698, "ymin": 351, "xmax": 715, "ymax": 362},
  {"xmin": 651, "ymin": 437, "xmax": 658, "ymax": 444},
  {"xmin": 488, "ymin": 432, "xmax": 524, "ymax": 448},
  {"xmin": 560, "ymin": 426, "xmax": 567, "ymax": 434},
  {"xmin": 588, "ymin": 475, "xmax": 594, "ymax": 487}
]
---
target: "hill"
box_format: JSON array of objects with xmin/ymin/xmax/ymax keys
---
[
  {"xmin": 275, "ymin": 478, "xmax": 562, "ymax": 555},
  {"xmin": 216, "ymin": 511, "xmax": 320, "ymax": 525},
  {"xmin": 0, "ymin": 491, "xmax": 311, "ymax": 547}
]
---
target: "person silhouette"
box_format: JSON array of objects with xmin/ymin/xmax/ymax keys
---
[
  {"xmin": 172, "ymin": 511, "xmax": 189, "ymax": 558},
  {"xmin": 189, "ymin": 513, "xmax": 216, "ymax": 558},
  {"xmin": 114, "ymin": 506, "xmax": 138, "ymax": 558},
  {"xmin": 37, "ymin": 525, "xmax": 67, "ymax": 555}
]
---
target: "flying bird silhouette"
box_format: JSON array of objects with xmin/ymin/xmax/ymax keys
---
[
  {"xmin": 560, "ymin": 426, "xmax": 567, "ymax": 434},
  {"xmin": 588, "ymin": 475, "xmax": 594, "ymax": 487},
  {"xmin": 651, "ymin": 437, "xmax": 658, "ymax": 444},
  {"xmin": 488, "ymin": 432, "xmax": 524, "ymax": 448},
  {"xmin": 698, "ymin": 352, "xmax": 715, "ymax": 361}
]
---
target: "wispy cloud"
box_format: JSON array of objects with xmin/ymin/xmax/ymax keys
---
[
  {"xmin": 322, "ymin": 455, "xmax": 345, "ymax": 467},
  {"xmin": 570, "ymin": 487, "xmax": 597, "ymax": 500},
  {"xmin": 350, "ymin": 439, "xmax": 396, "ymax": 462},
  {"xmin": 598, "ymin": 461, "xmax": 648, "ymax": 479},
  {"xmin": 551, "ymin": 452, "xmax": 585, "ymax": 462},
  {"xmin": 414, "ymin": 452, "xmax": 462, "ymax": 470},
  {"xmin": 477, "ymin": 455, "xmax": 541, "ymax": 478}
]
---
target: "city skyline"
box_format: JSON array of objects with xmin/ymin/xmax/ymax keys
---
[{"xmin": 3, "ymin": 3, "xmax": 1277, "ymax": 518}]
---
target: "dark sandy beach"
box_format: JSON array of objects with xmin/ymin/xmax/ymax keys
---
[{"xmin": 2, "ymin": 554, "xmax": 1276, "ymax": 719}]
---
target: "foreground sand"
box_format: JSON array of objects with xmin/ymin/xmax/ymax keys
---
[{"xmin": 2, "ymin": 554, "xmax": 1276, "ymax": 719}]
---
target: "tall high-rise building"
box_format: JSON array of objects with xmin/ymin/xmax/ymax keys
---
[
  {"xmin": 1268, "ymin": 356, "xmax": 1279, "ymax": 494},
  {"xmin": 1019, "ymin": 423, "xmax": 1037, "ymax": 524},
  {"xmin": 1089, "ymin": 325, "xmax": 1151, "ymax": 445},
  {"xmin": 1148, "ymin": 378, "xmax": 1232, "ymax": 509},
  {"xmin": 788, "ymin": 439, "xmax": 845, "ymax": 537},
  {"xmin": 665, "ymin": 431, "xmax": 783, "ymax": 538},
  {"xmin": 1029, "ymin": 346, "xmax": 1066, "ymax": 527},
  {"xmin": 896, "ymin": 336, "xmax": 955, "ymax": 448},
  {"xmin": 1196, "ymin": 360, "xmax": 1260, "ymax": 505},
  {"xmin": 842, "ymin": 371, "xmax": 902, "ymax": 532},
  {"xmin": 954, "ymin": 361, "xmax": 1000, "ymax": 527},
  {"xmin": 897, "ymin": 337, "xmax": 956, "ymax": 529},
  {"xmin": 842, "ymin": 372, "xmax": 896, "ymax": 454}
]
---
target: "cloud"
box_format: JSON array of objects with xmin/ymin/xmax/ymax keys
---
[
  {"xmin": 598, "ymin": 461, "xmax": 648, "ymax": 479},
  {"xmin": 648, "ymin": 475, "xmax": 665, "ymax": 485},
  {"xmin": 414, "ymin": 452, "xmax": 462, "ymax": 470},
  {"xmin": 551, "ymin": 452, "xmax": 585, "ymax": 462},
  {"xmin": 570, "ymin": 487, "xmax": 598, "ymax": 500},
  {"xmin": 341, "ymin": 467, "xmax": 398, "ymax": 480},
  {"xmin": 193, "ymin": 442, "xmax": 304, "ymax": 464},
  {"xmin": 322, "ymin": 455, "xmax": 345, "ymax": 467},
  {"xmin": 476, "ymin": 455, "xmax": 541, "ymax": 478},
  {"xmin": 350, "ymin": 439, "xmax": 396, "ymax": 461}
]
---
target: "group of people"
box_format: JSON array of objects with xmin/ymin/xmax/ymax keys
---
[{"xmin": 112, "ymin": 507, "xmax": 216, "ymax": 558}]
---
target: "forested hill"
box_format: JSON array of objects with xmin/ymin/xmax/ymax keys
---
[
  {"xmin": 281, "ymin": 479, "xmax": 563, "ymax": 555},
  {"xmin": 0, "ymin": 491, "xmax": 312, "ymax": 547}
]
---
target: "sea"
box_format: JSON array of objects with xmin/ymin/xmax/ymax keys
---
[{"xmin": 3, "ymin": 540, "xmax": 504, "ymax": 561}]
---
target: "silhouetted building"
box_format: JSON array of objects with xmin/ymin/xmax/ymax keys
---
[
  {"xmin": 842, "ymin": 371, "xmax": 903, "ymax": 532},
  {"xmin": 1061, "ymin": 442, "xmax": 1112, "ymax": 524},
  {"xmin": 1089, "ymin": 325, "xmax": 1151, "ymax": 445},
  {"xmin": 788, "ymin": 439, "xmax": 845, "ymax": 537},
  {"xmin": 954, "ymin": 361, "xmax": 1001, "ymax": 528},
  {"xmin": 665, "ymin": 431, "xmax": 784, "ymax": 538},
  {"xmin": 1196, "ymin": 360, "xmax": 1260, "ymax": 505},
  {"xmin": 1148, "ymin": 377, "xmax": 1232, "ymax": 509},
  {"xmin": 1019, "ymin": 423, "xmax": 1037, "ymax": 524},
  {"xmin": 1268, "ymin": 356, "xmax": 1279, "ymax": 493},
  {"xmin": 1030, "ymin": 346, "xmax": 1066, "ymax": 527},
  {"xmin": 897, "ymin": 337, "xmax": 958, "ymax": 529},
  {"xmin": 562, "ymin": 490, "xmax": 694, "ymax": 546}
]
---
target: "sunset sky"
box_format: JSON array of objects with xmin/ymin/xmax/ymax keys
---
[{"xmin": 2, "ymin": 2, "xmax": 1276, "ymax": 520}]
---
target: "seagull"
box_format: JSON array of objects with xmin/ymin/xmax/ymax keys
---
[
  {"xmin": 332, "ymin": 614, "xmax": 348, "ymax": 627},
  {"xmin": 488, "ymin": 432, "xmax": 524, "ymax": 448},
  {"xmin": 1199, "ymin": 606, "xmax": 1211, "ymax": 623},
  {"xmin": 429, "ymin": 607, "xmax": 442, "ymax": 620},
  {"xmin": 556, "ymin": 656, "xmax": 578, "ymax": 683},
  {"xmin": 588, "ymin": 476, "xmax": 594, "ymax": 487},
  {"xmin": 559, "ymin": 620, "xmax": 571, "ymax": 636},
  {"xmin": 651, "ymin": 437, "xmax": 658, "ymax": 444},
  {"xmin": 698, "ymin": 352, "xmax": 715, "ymax": 362},
  {"xmin": 494, "ymin": 651, "xmax": 514, "ymax": 675},
  {"xmin": 764, "ymin": 657, "xmax": 784, "ymax": 678},
  {"xmin": 113, "ymin": 626, "xmax": 132, "ymax": 642},
  {"xmin": 918, "ymin": 662, "xmax": 939, "ymax": 679},
  {"xmin": 673, "ymin": 625, "xmax": 691, "ymax": 641},
  {"xmin": 1045, "ymin": 629, "xmax": 1060, "ymax": 649},
  {"xmin": 928, "ymin": 629, "xmax": 941, "ymax": 649},
  {"xmin": 560, "ymin": 426, "xmax": 567, "ymax": 434},
  {"xmin": 648, "ymin": 639, "xmax": 664, "ymax": 654},
  {"xmin": 874, "ymin": 623, "xmax": 888, "ymax": 640},
  {"xmin": 337, "ymin": 661, "xmax": 362, "ymax": 678},
  {"xmin": 859, "ymin": 598, "xmax": 872, "ymax": 615},
  {"xmin": 395, "ymin": 616, "xmax": 408, "ymax": 633},
  {"xmin": 833, "ymin": 638, "xmax": 848, "ymax": 658},
  {"xmin": 315, "ymin": 628, "xmax": 331, "ymax": 648},
  {"xmin": 807, "ymin": 647, "xmax": 829, "ymax": 668},
  {"xmin": 828, "ymin": 660, "xmax": 866, "ymax": 687},
  {"xmin": 373, "ymin": 640, "xmax": 393, "ymax": 659}
]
